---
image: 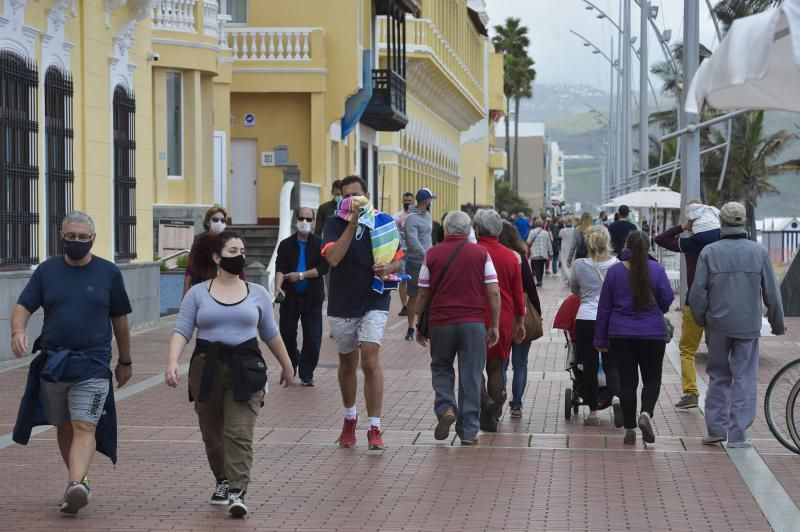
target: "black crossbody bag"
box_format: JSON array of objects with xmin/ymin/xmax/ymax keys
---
[{"xmin": 417, "ymin": 240, "xmax": 469, "ymax": 339}]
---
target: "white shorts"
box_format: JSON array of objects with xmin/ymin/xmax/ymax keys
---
[{"xmin": 328, "ymin": 310, "xmax": 389, "ymax": 354}]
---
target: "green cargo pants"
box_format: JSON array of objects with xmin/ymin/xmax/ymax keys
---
[{"xmin": 189, "ymin": 353, "xmax": 264, "ymax": 493}]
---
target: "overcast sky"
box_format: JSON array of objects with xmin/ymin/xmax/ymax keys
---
[{"xmin": 485, "ymin": 0, "xmax": 721, "ymax": 92}]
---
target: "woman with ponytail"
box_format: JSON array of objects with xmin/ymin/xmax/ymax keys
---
[{"xmin": 593, "ymin": 231, "xmax": 674, "ymax": 445}]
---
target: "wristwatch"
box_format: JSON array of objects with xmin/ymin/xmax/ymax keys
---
[{"xmin": 299, "ymin": 271, "xmax": 305, "ymax": 280}]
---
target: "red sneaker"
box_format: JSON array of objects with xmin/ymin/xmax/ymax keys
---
[
  {"xmin": 339, "ymin": 416, "xmax": 358, "ymax": 448},
  {"xmin": 367, "ymin": 426, "xmax": 385, "ymax": 450}
]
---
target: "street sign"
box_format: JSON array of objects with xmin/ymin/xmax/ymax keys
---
[{"xmin": 244, "ymin": 113, "xmax": 256, "ymax": 128}]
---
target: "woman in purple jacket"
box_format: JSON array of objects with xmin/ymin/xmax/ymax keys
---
[{"xmin": 594, "ymin": 231, "xmax": 674, "ymax": 445}]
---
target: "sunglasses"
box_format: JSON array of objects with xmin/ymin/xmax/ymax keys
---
[
  {"xmin": 211, "ymin": 217, "xmax": 225, "ymax": 223},
  {"xmin": 298, "ymin": 217, "xmax": 313, "ymax": 222}
]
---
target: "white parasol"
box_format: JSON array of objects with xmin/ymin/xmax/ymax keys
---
[
  {"xmin": 605, "ymin": 185, "xmax": 681, "ymax": 210},
  {"xmin": 686, "ymin": 0, "xmax": 800, "ymax": 113}
]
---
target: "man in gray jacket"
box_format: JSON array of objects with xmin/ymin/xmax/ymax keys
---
[
  {"xmin": 403, "ymin": 188, "xmax": 435, "ymax": 341},
  {"xmin": 689, "ymin": 202, "xmax": 785, "ymax": 447}
]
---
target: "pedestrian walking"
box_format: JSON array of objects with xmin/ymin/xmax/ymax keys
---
[
  {"xmin": 403, "ymin": 188, "xmax": 435, "ymax": 341},
  {"xmin": 689, "ymin": 202, "xmax": 785, "ymax": 447},
  {"xmin": 322, "ymin": 175, "xmax": 402, "ymax": 450},
  {"xmin": 394, "ymin": 192, "xmax": 415, "ymax": 317},
  {"xmin": 474, "ymin": 209, "xmax": 526, "ymax": 431},
  {"xmin": 654, "ymin": 200, "xmax": 720, "ymax": 409},
  {"xmin": 164, "ymin": 230, "xmax": 294, "ymax": 517},
  {"xmin": 11, "ymin": 211, "xmax": 133, "ymax": 515},
  {"xmin": 514, "ymin": 211, "xmax": 530, "ymax": 241},
  {"xmin": 594, "ymin": 231, "xmax": 674, "ymax": 445},
  {"xmin": 569, "ymin": 225, "xmax": 620, "ymax": 425},
  {"xmin": 550, "ymin": 217, "xmax": 562, "ymax": 275},
  {"xmin": 559, "ymin": 216, "xmax": 576, "ymax": 283},
  {"xmin": 566, "ymin": 212, "xmax": 593, "ymax": 267},
  {"xmin": 608, "ymin": 205, "xmax": 637, "ymax": 256},
  {"xmin": 499, "ymin": 221, "xmax": 542, "ymax": 418},
  {"xmin": 275, "ymin": 207, "xmax": 329, "ymax": 386},
  {"xmin": 314, "ymin": 179, "xmax": 342, "ymax": 238},
  {"xmin": 414, "ymin": 211, "xmax": 501, "ymax": 445},
  {"xmin": 526, "ymin": 219, "xmax": 552, "ymax": 286},
  {"xmin": 184, "ymin": 204, "xmax": 244, "ymax": 295}
]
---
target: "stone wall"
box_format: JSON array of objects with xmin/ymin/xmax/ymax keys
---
[{"xmin": 0, "ymin": 261, "xmax": 160, "ymax": 362}]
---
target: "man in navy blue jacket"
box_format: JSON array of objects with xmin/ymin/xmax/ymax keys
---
[{"xmin": 10, "ymin": 211, "xmax": 132, "ymax": 515}]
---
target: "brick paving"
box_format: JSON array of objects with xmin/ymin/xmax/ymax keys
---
[{"xmin": 0, "ymin": 274, "xmax": 797, "ymax": 530}]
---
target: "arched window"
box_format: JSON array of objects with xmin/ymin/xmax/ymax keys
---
[
  {"xmin": 113, "ymin": 85, "xmax": 136, "ymax": 261},
  {"xmin": 0, "ymin": 51, "xmax": 39, "ymax": 267},
  {"xmin": 44, "ymin": 66, "xmax": 74, "ymax": 259}
]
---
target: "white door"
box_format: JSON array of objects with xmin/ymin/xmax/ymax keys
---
[
  {"xmin": 213, "ymin": 131, "xmax": 227, "ymax": 206},
  {"xmin": 230, "ymin": 139, "xmax": 258, "ymax": 224}
]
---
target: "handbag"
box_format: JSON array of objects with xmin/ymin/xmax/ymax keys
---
[
  {"xmin": 523, "ymin": 296, "xmax": 543, "ymax": 342},
  {"xmin": 417, "ymin": 240, "xmax": 468, "ymax": 339}
]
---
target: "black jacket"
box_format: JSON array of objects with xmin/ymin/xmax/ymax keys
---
[{"xmin": 275, "ymin": 233, "xmax": 329, "ymax": 306}]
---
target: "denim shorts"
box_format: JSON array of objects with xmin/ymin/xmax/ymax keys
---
[
  {"xmin": 40, "ymin": 377, "xmax": 109, "ymax": 427},
  {"xmin": 328, "ymin": 310, "xmax": 389, "ymax": 353}
]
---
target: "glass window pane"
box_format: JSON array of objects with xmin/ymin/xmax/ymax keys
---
[
  {"xmin": 166, "ymin": 71, "xmax": 182, "ymax": 176},
  {"xmin": 227, "ymin": 0, "xmax": 246, "ymax": 23}
]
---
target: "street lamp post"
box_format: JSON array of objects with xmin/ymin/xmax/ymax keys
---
[{"xmin": 639, "ymin": 0, "xmax": 649, "ymax": 188}]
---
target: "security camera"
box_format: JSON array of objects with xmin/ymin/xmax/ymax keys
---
[{"xmin": 147, "ymin": 51, "xmax": 160, "ymax": 62}]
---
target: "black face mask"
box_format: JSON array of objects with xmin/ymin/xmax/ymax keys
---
[
  {"xmin": 403, "ymin": 203, "xmax": 411, "ymax": 211},
  {"xmin": 218, "ymin": 254, "xmax": 246, "ymax": 276},
  {"xmin": 63, "ymin": 239, "xmax": 93, "ymax": 260}
]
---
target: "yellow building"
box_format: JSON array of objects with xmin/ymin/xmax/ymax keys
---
[
  {"xmin": 147, "ymin": 0, "xmax": 503, "ymax": 233},
  {"xmin": 0, "ymin": 0, "xmax": 161, "ymax": 354}
]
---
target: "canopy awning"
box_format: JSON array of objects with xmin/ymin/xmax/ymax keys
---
[{"xmin": 686, "ymin": 0, "xmax": 800, "ymax": 113}]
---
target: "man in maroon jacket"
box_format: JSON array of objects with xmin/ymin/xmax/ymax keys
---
[{"xmin": 414, "ymin": 211, "xmax": 500, "ymax": 445}]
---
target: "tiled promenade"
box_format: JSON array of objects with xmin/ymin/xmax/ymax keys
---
[{"xmin": 1, "ymin": 276, "xmax": 798, "ymax": 531}]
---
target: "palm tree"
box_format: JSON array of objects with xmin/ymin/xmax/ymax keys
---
[
  {"xmin": 506, "ymin": 54, "xmax": 536, "ymax": 192},
  {"xmin": 709, "ymin": 111, "xmax": 800, "ymax": 239},
  {"xmin": 713, "ymin": 0, "xmax": 783, "ymax": 32},
  {"xmin": 493, "ymin": 17, "xmax": 530, "ymax": 186}
]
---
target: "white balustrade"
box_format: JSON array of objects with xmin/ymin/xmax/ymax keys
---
[
  {"xmin": 226, "ymin": 28, "xmax": 314, "ymax": 61},
  {"xmin": 151, "ymin": 0, "xmax": 198, "ymax": 33},
  {"xmin": 202, "ymin": 0, "xmax": 219, "ymax": 38}
]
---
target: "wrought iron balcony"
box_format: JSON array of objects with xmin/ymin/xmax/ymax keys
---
[{"xmin": 361, "ymin": 69, "xmax": 408, "ymax": 131}]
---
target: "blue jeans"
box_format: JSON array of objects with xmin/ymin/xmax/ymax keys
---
[
  {"xmin": 503, "ymin": 341, "xmax": 532, "ymax": 409},
  {"xmin": 552, "ymin": 253, "xmax": 559, "ymax": 274}
]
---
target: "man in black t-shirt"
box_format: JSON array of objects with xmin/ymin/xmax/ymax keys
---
[
  {"xmin": 322, "ymin": 176, "xmax": 401, "ymax": 451},
  {"xmin": 11, "ymin": 211, "xmax": 133, "ymax": 515},
  {"xmin": 608, "ymin": 204, "xmax": 638, "ymax": 256}
]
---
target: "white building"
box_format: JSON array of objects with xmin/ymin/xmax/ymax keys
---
[
  {"xmin": 549, "ymin": 141, "xmax": 566, "ymax": 205},
  {"xmin": 757, "ymin": 217, "xmax": 800, "ymax": 264}
]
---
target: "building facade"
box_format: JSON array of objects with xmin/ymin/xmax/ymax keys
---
[
  {"xmin": 0, "ymin": 0, "xmax": 161, "ymax": 361},
  {"xmin": 498, "ymin": 122, "xmax": 548, "ymax": 213}
]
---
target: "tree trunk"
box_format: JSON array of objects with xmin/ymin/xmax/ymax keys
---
[
  {"xmin": 505, "ymin": 96, "xmax": 511, "ymax": 184},
  {"xmin": 745, "ymin": 199, "xmax": 758, "ymax": 241},
  {"xmin": 513, "ymin": 95, "xmax": 521, "ymax": 193}
]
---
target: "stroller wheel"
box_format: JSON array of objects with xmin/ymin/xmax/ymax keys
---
[
  {"xmin": 613, "ymin": 401, "xmax": 624, "ymax": 428},
  {"xmin": 565, "ymin": 388, "xmax": 573, "ymax": 420}
]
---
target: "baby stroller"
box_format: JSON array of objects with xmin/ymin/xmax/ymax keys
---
[{"xmin": 553, "ymin": 295, "xmax": 623, "ymax": 427}]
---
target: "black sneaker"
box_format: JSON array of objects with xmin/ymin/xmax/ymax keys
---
[
  {"xmin": 210, "ymin": 479, "xmax": 229, "ymax": 506},
  {"xmin": 398, "ymin": 306, "xmax": 408, "ymax": 316},
  {"xmin": 479, "ymin": 400, "xmax": 498, "ymax": 432},
  {"xmin": 301, "ymin": 378, "xmax": 315, "ymax": 387},
  {"xmin": 228, "ymin": 490, "xmax": 247, "ymax": 518},
  {"xmin": 404, "ymin": 328, "xmax": 415, "ymax": 341},
  {"xmin": 60, "ymin": 481, "xmax": 90, "ymax": 514},
  {"xmin": 675, "ymin": 394, "xmax": 699, "ymax": 410}
]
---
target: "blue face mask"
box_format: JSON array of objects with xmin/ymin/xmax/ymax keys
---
[{"xmin": 63, "ymin": 239, "xmax": 93, "ymax": 260}]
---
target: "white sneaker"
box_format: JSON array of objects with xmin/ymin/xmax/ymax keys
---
[{"xmin": 228, "ymin": 491, "xmax": 248, "ymax": 518}]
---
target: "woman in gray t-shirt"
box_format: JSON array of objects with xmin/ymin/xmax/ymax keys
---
[{"xmin": 164, "ymin": 231, "xmax": 293, "ymax": 518}]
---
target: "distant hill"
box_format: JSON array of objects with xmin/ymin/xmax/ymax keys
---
[{"xmin": 518, "ymin": 83, "xmax": 800, "ymax": 217}]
